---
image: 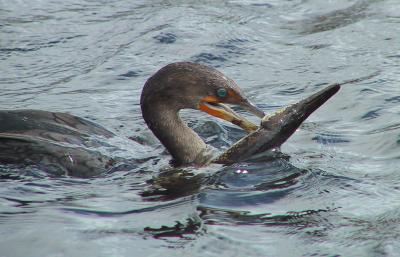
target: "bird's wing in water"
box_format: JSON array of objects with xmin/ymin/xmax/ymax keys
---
[
  {"xmin": 214, "ymin": 84, "xmax": 340, "ymax": 164},
  {"xmin": 0, "ymin": 110, "xmax": 114, "ymax": 145},
  {"xmin": 0, "ymin": 133, "xmax": 114, "ymax": 178}
]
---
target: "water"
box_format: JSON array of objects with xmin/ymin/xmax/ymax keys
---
[{"xmin": 1, "ymin": 0, "xmax": 400, "ymax": 256}]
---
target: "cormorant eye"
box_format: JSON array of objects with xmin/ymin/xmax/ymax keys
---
[{"xmin": 216, "ymin": 88, "xmax": 227, "ymax": 98}]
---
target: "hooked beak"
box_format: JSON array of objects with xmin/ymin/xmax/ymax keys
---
[{"xmin": 198, "ymin": 95, "xmax": 265, "ymax": 133}]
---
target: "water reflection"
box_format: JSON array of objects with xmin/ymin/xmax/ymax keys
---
[
  {"xmin": 1, "ymin": 0, "xmax": 400, "ymax": 256},
  {"xmin": 289, "ymin": 0, "xmax": 377, "ymax": 34}
]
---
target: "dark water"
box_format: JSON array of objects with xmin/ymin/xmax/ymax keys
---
[{"xmin": 1, "ymin": 0, "xmax": 400, "ymax": 256}]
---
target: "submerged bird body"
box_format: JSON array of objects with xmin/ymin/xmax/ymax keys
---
[
  {"xmin": 0, "ymin": 62, "xmax": 339, "ymax": 177},
  {"xmin": 0, "ymin": 110, "xmax": 115, "ymax": 177}
]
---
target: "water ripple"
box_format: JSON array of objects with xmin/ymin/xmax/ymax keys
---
[{"xmin": 1, "ymin": 0, "xmax": 400, "ymax": 256}]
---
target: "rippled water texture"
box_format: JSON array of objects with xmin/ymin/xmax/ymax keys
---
[{"xmin": 1, "ymin": 0, "xmax": 400, "ymax": 256}]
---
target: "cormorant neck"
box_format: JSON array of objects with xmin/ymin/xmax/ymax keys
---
[{"xmin": 142, "ymin": 103, "xmax": 211, "ymax": 166}]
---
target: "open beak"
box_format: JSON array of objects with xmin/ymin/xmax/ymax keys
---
[{"xmin": 198, "ymin": 96, "xmax": 265, "ymax": 133}]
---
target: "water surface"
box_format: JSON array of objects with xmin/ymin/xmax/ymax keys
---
[{"xmin": 1, "ymin": 0, "xmax": 400, "ymax": 256}]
